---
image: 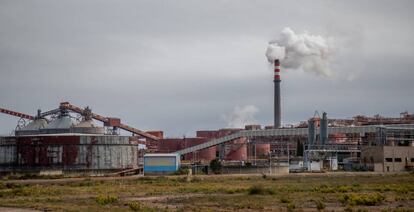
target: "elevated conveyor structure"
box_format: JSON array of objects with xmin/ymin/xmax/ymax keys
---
[
  {"xmin": 0, "ymin": 107, "xmax": 34, "ymax": 120},
  {"xmin": 59, "ymin": 102, "xmax": 160, "ymax": 141},
  {"xmin": 174, "ymin": 124, "xmax": 414, "ymax": 155},
  {"xmin": 1, "ymin": 102, "xmax": 160, "ymax": 141}
]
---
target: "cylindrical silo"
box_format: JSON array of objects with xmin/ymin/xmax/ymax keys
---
[
  {"xmin": 255, "ymin": 143, "xmax": 270, "ymax": 158},
  {"xmin": 224, "ymin": 138, "xmax": 247, "ymax": 161}
]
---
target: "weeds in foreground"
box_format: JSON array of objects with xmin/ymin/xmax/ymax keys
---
[
  {"xmin": 95, "ymin": 195, "xmax": 118, "ymax": 205},
  {"xmin": 339, "ymin": 193, "xmax": 385, "ymax": 206},
  {"xmin": 128, "ymin": 201, "xmax": 158, "ymax": 212},
  {"xmin": 280, "ymin": 197, "xmax": 291, "ymax": 203},
  {"xmin": 314, "ymin": 199, "xmax": 326, "ymax": 211},
  {"xmin": 287, "ymin": 202, "xmax": 296, "ymax": 211},
  {"xmin": 248, "ymin": 185, "xmax": 275, "ymax": 195},
  {"xmin": 313, "ymin": 184, "xmax": 358, "ymax": 193}
]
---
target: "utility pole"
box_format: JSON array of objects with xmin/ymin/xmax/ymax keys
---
[
  {"xmin": 287, "ymin": 138, "xmax": 290, "ymax": 171},
  {"xmin": 269, "ymin": 150, "xmax": 272, "ymax": 174}
]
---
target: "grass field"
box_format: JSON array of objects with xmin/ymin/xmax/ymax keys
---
[{"xmin": 0, "ymin": 173, "xmax": 413, "ymax": 211}]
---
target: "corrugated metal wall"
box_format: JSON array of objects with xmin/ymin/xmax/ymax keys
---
[{"xmin": 0, "ymin": 135, "xmax": 138, "ymax": 172}]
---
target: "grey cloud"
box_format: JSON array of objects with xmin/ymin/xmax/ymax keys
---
[{"xmin": 1, "ymin": 0, "xmax": 414, "ymax": 136}]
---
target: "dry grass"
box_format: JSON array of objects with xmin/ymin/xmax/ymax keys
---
[{"xmin": 0, "ymin": 173, "xmax": 413, "ymax": 211}]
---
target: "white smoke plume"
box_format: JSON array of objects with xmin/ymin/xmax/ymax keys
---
[
  {"xmin": 223, "ymin": 105, "xmax": 259, "ymax": 128},
  {"xmin": 266, "ymin": 27, "xmax": 334, "ymax": 77}
]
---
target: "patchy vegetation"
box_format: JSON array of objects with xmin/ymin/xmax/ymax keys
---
[
  {"xmin": 128, "ymin": 201, "xmax": 159, "ymax": 212},
  {"xmin": 0, "ymin": 173, "xmax": 412, "ymax": 211},
  {"xmin": 339, "ymin": 193, "xmax": 385, "ymax": 206},
  {"xmin": 248, "ymin": 185, "xmax": 275, "ymax": 195},
  {"xmin": 95, "ymin": 195, "xmax": 118, "ymax": 205}
]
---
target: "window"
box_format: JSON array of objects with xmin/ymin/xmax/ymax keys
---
[
  {"xmin": 385, "ymin": 158, "xmax": 393, "ymax": 162},
  {"xmin": 394, "ymin": 158, "xmax": 402, "ymax": 162},
  {"xmin": 47, "ymin": 145, "xmax": 62, "ymax": 164},
  {"xmin": 411, "ymin": 158, "xmax": 414, "ymax": 162}
]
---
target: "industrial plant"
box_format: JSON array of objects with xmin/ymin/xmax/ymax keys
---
[{"xmin": 1, "ymin": 60, "xmax": 413, "ymax": 177}]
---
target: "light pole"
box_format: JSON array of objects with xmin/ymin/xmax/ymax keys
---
[{"xmin": 269, "ymin": 150, "xmax": 272, "ymax": 174}]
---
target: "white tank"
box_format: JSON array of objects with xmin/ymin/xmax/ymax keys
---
[
  {"xmin": 71, "ymin": 120, "xmax": 104, "ymax": 134},
  {"xmin": 15, "ymin": 119, "xmax": 48, "ymax": 135}
]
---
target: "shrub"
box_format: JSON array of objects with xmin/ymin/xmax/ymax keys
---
[
  {"xmin": 174, "ymin": 167, "xmax": 189, "ymax": 175},
  {"xmin": 314, "ymin": 200, "xmax": 326, "ymax": 211},
  {"xmin": 248, "ymin": 185, "xmax": 275, "ymax": 195},
  {"xmin": 280, "ymin": 197, "xmax": 291, "ymax": 203},
  {"xmin": 344, "ymin": 205, "xmax": 353, "ymax": 212},
  {"xmin": 0, "ymin": 182, "xmax": 5, "ymax": 190},
  {"xmin": 210, "ymin": 159, "xmax": 222, "ymax": 174},
  {"xmin": 339, "ymin": 193, "xmax": 385, "ymax": 206},
  {"xmin": 287, "ymin": 203, "xmax": 296, "ymax": 211},
  {"xmin": 128, "ymin": 201, "xmax": 157, "ymax": 211},
  {"xmin": 95, "ymin": 195, "xmax": 118, "ymax": 205},
  {"xmin": 337, "ymin": 185, "xmax": 353, "ymax": 193},
  {"xmin": 314, "ymin": 184, "xmax": 336, "ymax": 193}
]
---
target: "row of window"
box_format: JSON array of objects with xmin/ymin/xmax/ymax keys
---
[{"xmin": 385, "ymin": 158, "xmax": 414, "ymax": 163}]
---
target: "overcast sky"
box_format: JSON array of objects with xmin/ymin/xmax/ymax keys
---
[{"xmin": 1, "ymin": 1, "xmax": 413, "ymax": 137}]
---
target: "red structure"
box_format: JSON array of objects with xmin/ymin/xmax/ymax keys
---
[
  {"xmin": 157, "ymin": 137, "xmax": 217, "ymax": 161},
  {"xmin": 0, "ymin": 107, "xmax": 34, "ymax": 120},
  {"xmin": 254, "ymin": 143, "xmax": 271, "ymax": 157}
]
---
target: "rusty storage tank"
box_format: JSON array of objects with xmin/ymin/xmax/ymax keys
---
[
  {"xmin": 216, "ymin": 129, "xmax": 247, "ymax": 161},
  {"xmin": 254, "ymin": 142, "xmax": 270, "ymax": 158},
  {"xmin": 182, "ymin": 138, "xmax": 216, "ymax": 162},
  {"xmin": 223, "ymin": 137, "xmax": 247, "ymax": 161},
  {"xmin": 15, "ymin": 118, "xmax": 48, "ymax": 136},
  {"xmin": 0, "ymin": 134, "xmax": 138, "ymax": 175}
]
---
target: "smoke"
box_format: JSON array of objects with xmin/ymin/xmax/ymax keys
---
[
  {"xmin": 223, "ymin": 105, "xmax": 259, "ymax": 128},
  {"xmin": 266, "ymin": 27, "xmax": 334, "ymax": 77}
]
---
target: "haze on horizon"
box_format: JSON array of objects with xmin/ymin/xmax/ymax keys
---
[{"xmin": 0, "ymin": 0, "xmax": 413, "ymax": 137}]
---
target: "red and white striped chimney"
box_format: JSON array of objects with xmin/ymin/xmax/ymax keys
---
[
  {"xmin": 274, "ymin": 59, "xmax": 281, "ymax": 128},
  {"xmin": 274, "ymin": 59, "xmax": 281, "ymax": 81}
]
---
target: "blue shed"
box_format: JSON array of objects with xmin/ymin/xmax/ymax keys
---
[{"xmin": 143, "ymin": 153, "xmax": 180, "ymax": 175}]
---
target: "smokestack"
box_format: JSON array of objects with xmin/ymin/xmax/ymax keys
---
[{"xmin": 274, "ymin": 59, "xmax": 281, "ymax": 128}]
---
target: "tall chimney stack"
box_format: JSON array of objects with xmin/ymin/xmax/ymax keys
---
[{"xmin": 274, "ymin": 59, "xmax": 281, "ymax": 128}]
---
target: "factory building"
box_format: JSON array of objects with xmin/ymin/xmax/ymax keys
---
[
  {"xmin": 1, "ymin": 101, "xmax": 414, "ymax": 175},
  {"xmin": 0, "ymin": 134, "xmax": 139, "ymax": 175},
  {"xmin": 361, "ymin": 146, "xmax": 414, "ymax": 172},
  {"xmin": 360, "ymin": 124, "xmax": 414, "ymax": 172},
  {"xmin": 0, "ymin": 102, "xmax": 160, "ymax": 176}
]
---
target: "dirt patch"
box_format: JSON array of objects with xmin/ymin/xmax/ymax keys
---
[{"xmin": 0, "ymin": 207, "xmax": 39, "ymax": 212}]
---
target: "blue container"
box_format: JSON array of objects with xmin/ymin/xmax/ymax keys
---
[{"xmin": 143, "ymin": 153, "xmax": 180, "ymax": 175}]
